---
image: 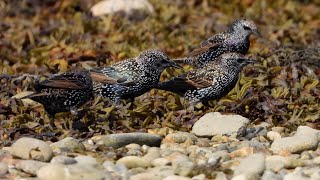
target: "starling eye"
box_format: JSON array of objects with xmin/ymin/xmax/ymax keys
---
[{"xmin": 243, "ymin": 25, "xmax": 251, "ymax": 30}]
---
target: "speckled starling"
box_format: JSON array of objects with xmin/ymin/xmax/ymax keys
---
[
  {"xmin": 90, "ymin": 50, "xmax": 182, "ymax": 103},
  {"xmin": 157, "ymin": 53, "xmax": 255, "ymax": 103},
  {"xmin": 21, "ymin": 71, "xmax": 93, "ymax": 117},
  {"xmin": 175, "ymin": 18, "xmax": 260, "ymax": 68}
]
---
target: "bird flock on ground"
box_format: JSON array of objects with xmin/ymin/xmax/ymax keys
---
[{"xmin": 20, "ymin": 18, "xmax": 261, "ymax": 120}]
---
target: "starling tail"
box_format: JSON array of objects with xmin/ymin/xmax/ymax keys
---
[
  {"xmin": 21, "ymin": 71, "xmax": 93, "ymax": 117},
  {"xmin": 175, "ymin": 18, "xmax": 260, "ymax": 68},
  {"xmin": 157, "ymin": 53, "xmax": 255, "ymax": 103}
]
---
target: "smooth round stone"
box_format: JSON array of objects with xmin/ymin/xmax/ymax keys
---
[
  {"xmin": 116, "ymin": 156, "xmax": 151, "ymax": 168},
  {"xmin": 103, "ymin": 161, "xmax": 129, "ymax": 178},
  {"xmin": 163, "ymin": 175, "xmax": 192, "ymax": 180},
  {"xmin": 50, "ymin": 156, "xmax": 77, "ymax": 165},
  {"xmin": 16, "ymin": 160, "xmax": 48, "ymax": 175},
  {"xmin": 100, "ymin": 133, "xmax": 162, "ymax": 149},
  {"xmin": 261, "ymin": 170, "xmax": 282, "ymax": 180},
  {"xmin": 146, "ymin": 166, "xmax": 175, "ymax": 178},
  {"xmin": 164, "ymin": 132, "xmax": 197, "ymax": 143},
  {"xmin": 0, "ymin": 162, "xmax": 8, "ymax": 175},
  {"xmin": 126, "ymin": 143, "xmax": 141, "ymax": 150},
  {"xmin": 192, "ymin": 174, "xmax": 206, "ymax": 180},
  {"xmin": 152, "ymin": 158, "xmax": 170, "ymax": 167},
  {"xmin": 130, "ymin": 172, "xmax": 162, "ymax": 180},
  {"xmin": 267, "ymin": 131, "xmax": 282, "ymax": 141},
  {"xmin": 50, "ymin": 137, "xmax": 85, "ymax": 153},
  {"xmin": 74, "ymin": 156, "xmax": 98, "ymax": 166},
  {"xmin": 143, "ymin": 147, "xmax": 161, "ymax": 161},
  {"xmin": 192, "ymin": 112, "xmax": 249, "ymax": 138},
  {"xmin": 11, "ymin": 137, "xmax": 53, "ymax": 162},
  {"xmin": 271, "ymin": 126, "xmax": 320, "ymax": 154},
  {"xmin": 37, "ymin": 164, "xmax": 66, "ymax": 180},
  {"xmin": 233, "ymin": 154, "xmax": 265, "ymax": 177}
]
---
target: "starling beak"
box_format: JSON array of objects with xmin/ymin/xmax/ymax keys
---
[
  {"xmin": 90, "ymin": 50, "xmax": 181, "ymax": 103},
  {"xmin": 175, "ymin": 18, "xmax": 260, "ymax": 68},
  {"xmin": 157, "ymin": 53, "xmax": 253, "ymax": 103},
  {"xmin": 21, "ymin": 71, "xmax": 93, "ymax": 117}
]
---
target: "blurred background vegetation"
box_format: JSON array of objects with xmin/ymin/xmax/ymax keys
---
[{"xmin": 0, "ymin": 0, "xmax": 319, "ymax": 144}]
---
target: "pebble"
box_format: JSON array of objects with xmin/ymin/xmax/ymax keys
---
[
  {"xmin": 37, "ymin": 163, "xmax": 112, "ymax": 180},
  {"xmin": 192, "ymin": 112, "xmax": 249, "ymax": 137},
  {"xmin": 11, "ymin": 137, "xmax": 53, "ymax": 162},
  {"xmin": 50, "ymin": 137, "xmax": 85, "ymax": 153},
  {"xmin": 146, "ymin": 166, "xmax": 175, "ymax": 178},
  {"xmin": 283, "ymin": 167, "xmax": 309, "ymax": 180},
  {"xmin": 116, "ymin": 156, "xmax": 151, "ymax": 168},
  {"xmin": 152, "ymin": 158, "xmax": 171, "ymax": 166},
  {"xmin": 15, "ymin": 160, "xmax": 48, "ymax": 175},
  {"xmin": 74, "ymin": 155, "xmax": 98, "ymax": 166},
  {"xmin": 164, "ymin": 132, "xmax": 197, "ymax": 143},
  {"xmin": 0, "ymin": 162, "xmax": 8, "ymax": 175},
  {"xmin": 129, "ymin": 172, "xmax": 162, "ymax": 180},
  {"xmin": 163, "ymin": 175, "xmax": 192, "ymax": 180},
  {"xmin": 143, "ymin": 147, "xmax": 161, "ymax": 161},
  {"xmin": 99, "ymin": 133, "xmax": 162, "ymax": 149},
  {"xmin": 191, "ymin": 174, "xmax": 206, "ymax": 180},
  {"xmin": 261, "ymin": 170, "xmax": 282, "ymax": 180},
  {"xmin": 265, "ymin": 155, "xmax": 304, "ymax": 172},
  {"xmin": 166, "ymin": 152, "xmax": 194, "ymax": 176},
  {"xmin": 90, "ymin": 0, "xmax": 154, "ymax": 19},
  {"xmin": 267, "ymin": 131, "xmax": 282, "ymax": 141},
  {"xmin": 271, "ymin": 126, "xmax": 320, "ymax": 154},
  {"xmin": 50, "ymin": 156, "xmax": 77, "ymax": 165},
  {"xmin": 233, "ymin": 153, "xmax": 265, "ymax": 178},
  {"xmin": 37, "ymin": 164, "xmax": 66, "ymax": 180}
]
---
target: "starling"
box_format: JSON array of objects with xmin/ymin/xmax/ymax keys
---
[
  {"xmin": 176, "ymin": 18, "xmax": 260, "ymax": 68},
  {"xmin": 157, "ymin": 53, "xmax": 255, "ymax": 104},
  {"xmin": 21, "ymin": 71, "xmax": 93, "ymax": 117},
  {"xmin": 90, "ymin": 50, "xmax": 182, "ymax": 103}
]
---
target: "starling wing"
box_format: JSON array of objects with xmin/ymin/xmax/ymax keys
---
[
  {"xmin": 90, "ymin": 67, "xmax": 136, "ymax": 86},
  {"xmin": 157, "ymin": 67, "xmax": 221, "ymax": 95}
]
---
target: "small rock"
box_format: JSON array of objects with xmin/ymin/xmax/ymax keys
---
[
  {"xmin": 16, "ymin": 160, "xmax": 48, "ymax": 175},
  {"xmin": 152, "ymin": 158, "xmax": 170, "ymax": 166},
  {"xmin": 229, "ymin": 147, "xmax": 254, "ymax": 158},
  {"xmin": 283, "ymin": 167, "xmax": 309, "ymax": 180},
  {"xmin": 37, "ymin": 163, "xmax": 111, "ymax": 180},
  {"xmin": 50, "ymin": 156, "xmax": 77, "ymax": 165},
  {"xmin": 215, "ymin": 172, "xmax": 228, "ymax": 180},
  {"xmin": 192, "ymin": 174, "xmax": 206, "ymax": 180},
  {"xmin": 146, "ymin": 166, "xmax": 175, "ymax": 178},
  {"xmin": 164, "ymin": 132, "xmax": 197, "ymax": 143},
  {"xmin": 36, "ymin": 164, "xmax": 66, "ymax": 180},
  {"xmin": 99, "ymin": 133, "xmax": 162, "ymax": 149},
  {"xmin": 50, "ymin": 137, "xmax": 85, "ymax": 153},
  {"xmin": 163, "ymin": 175, "xmax": 192, "ymax": 180},
  {"xmin": 129, "ymin": 172, "xmax": 162, "ymax": 180},
  {"xmin": 271, "ymin": 126, "xmax": 320, "ymax": 154},
  {"xmin": 313, "ymin": 156, "xmax": 320, "ymax": 164},
  {"xmin": 143, "ymin": 147, "xmax": 161, "ymax": 161},
  {"xmin": 261, "ymin": 170, "xmax": 282, "ymax": 180},
  {"xmin": 117, "ymin": 156, "xmax": 151, "ymax": 168},
  {"xmin": 265, "ymin": 155, "xmax": 303, "ymax": 172},
  {"xmin": 103, "ymin": 161, "xmax": 129, "ymax": 179},
  {"xmin": 11, "ymin": 137, "xmax": 53, "ymax": 162},
  {"xmin": 192, "ymin": 112, "xmax": 249, "ymax": 137},
  {"xmin": 233, "ymin": 153, "xmax": 265, "ymax": 178},
  {"xmin": 0, "ymin": 162, "xmax": 8, "ymax": 175},
  {"xmin": 126, "ymin": 143, "xmax": 141, "ymax": 150},
  {"xmin": 166, "ymin": 152, "xmax": 194, "ymax": 176},
  {"xmin": 90, "ymin": 0, "xmax": 154, "ymax": 19},
  {"xmin": 271, "ymin": 127, "xmax": 285, "ymax": 133},
  {"xmin": 267, "ymin": 131, "xmax": 282, "ymax": 141},
  {"xmin": 75, "ymin": 156, "xmax": 98, "ymax": 166}
]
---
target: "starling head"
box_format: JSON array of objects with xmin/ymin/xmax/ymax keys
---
[
  {"xmin": 217, "ymin": 53, "xmax": 256, "ymax": 69},
  {"xmin": 137, "ymin": 50, "xmax": 182, "ymax": 70},
  {"xmin": 229, "ymin": 18, "xmax": 260, "ymax": 37}
]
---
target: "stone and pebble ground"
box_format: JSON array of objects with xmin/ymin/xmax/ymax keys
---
[{"xmin": 0, "ymin": 112, "xmax": 320, "ymax": 180}]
